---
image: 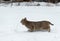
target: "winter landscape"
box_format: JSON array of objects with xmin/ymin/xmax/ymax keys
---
[{"xmin": 0, "ymin": 2, "xmax": 60, "ymax": 41}]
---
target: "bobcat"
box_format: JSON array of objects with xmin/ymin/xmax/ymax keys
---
[{"xmin": 21, "ymin": 18, "xmax": 54, "ymax": 32}]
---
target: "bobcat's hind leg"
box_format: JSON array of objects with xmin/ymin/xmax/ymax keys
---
[
  {"xmin": 45, "ymin": 26, "xmax": 50, "ymax": 32},
  {"xmin": 48, "ymin": 26, "xmax": 50, "ymax": 32}
]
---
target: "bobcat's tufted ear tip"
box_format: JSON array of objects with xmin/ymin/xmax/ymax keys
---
[{"xmin": 25, "ymin": 17, "xmax": 26, "ymax": 19}]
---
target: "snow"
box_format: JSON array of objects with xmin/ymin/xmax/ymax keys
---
[
  {"xmin": 0, "ymin": 3, "xmax": 60, "ymax": 41},
  {"xmin": 0, "ymin": 2, "xmax": 59, "ymax": 6}
]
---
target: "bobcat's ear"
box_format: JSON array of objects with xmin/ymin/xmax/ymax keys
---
[{"xmin": 24, "ymin": 17, "xmax": 27, "ymax": 20}]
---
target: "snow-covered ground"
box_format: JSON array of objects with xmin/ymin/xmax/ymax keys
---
[
  {"xmin": 0, "ymin": 2, "xmax": 60, "ymax": 6},
  {"xmin": 0, "ymin": 3, "xmax": 60, "ymax": 41}
]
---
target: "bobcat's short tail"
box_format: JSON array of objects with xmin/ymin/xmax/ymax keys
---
[{"xmin": 48, "ymin": 22, "xmax": 54, "ymax": 25}]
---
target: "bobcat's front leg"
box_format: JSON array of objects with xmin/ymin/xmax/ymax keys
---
[
  {"xmin": 28, "ymin": 29, "xmax": 33, "ymax": 32},
  {"xmin": 28, "ymin": 26, "xmax": 34, "ymax": 32}
]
